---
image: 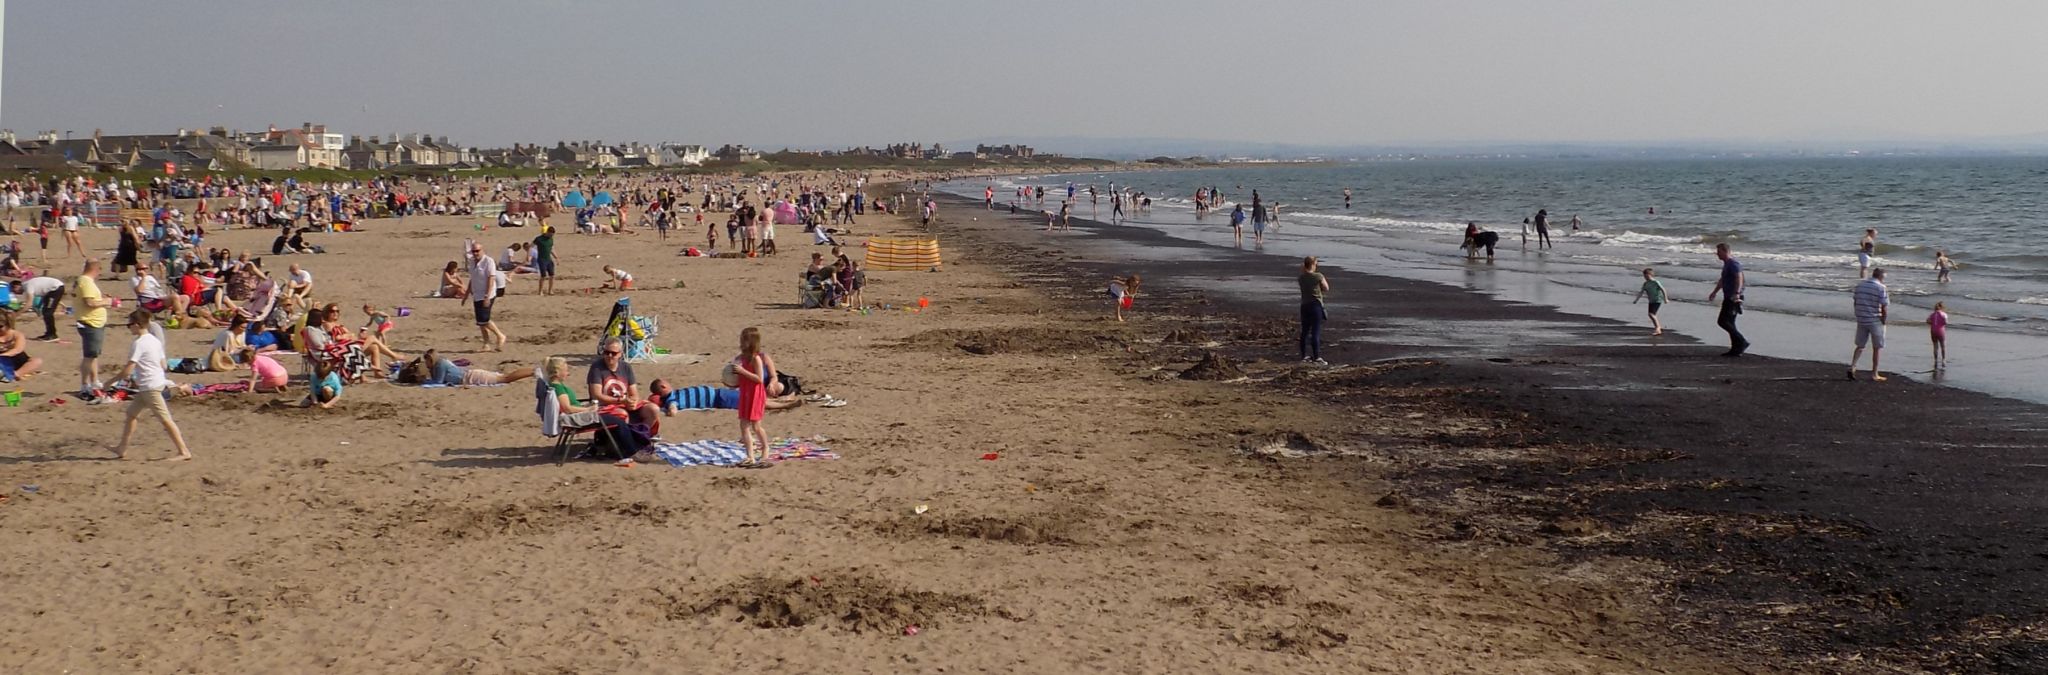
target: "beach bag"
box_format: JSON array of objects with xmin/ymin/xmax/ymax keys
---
[{"xmin": 776, "ymin": 372, "xmax": 804, "ymax": 397}]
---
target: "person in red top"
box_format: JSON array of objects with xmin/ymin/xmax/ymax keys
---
[{"xmin": 731, "ymin": 326, "xmax": 776, "ymax": 468}]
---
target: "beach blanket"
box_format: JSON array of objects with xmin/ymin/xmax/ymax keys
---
[
  {"xmin": 863, "ymin": 237, "xmax": 943, "ymax": 271},
  {"xmin": 649, "ymin": 438, "xmax": 839, "ymax": 468},
  {"xmin": 187, "ymin": 382, "xmax": 250, "ymax": 397}
]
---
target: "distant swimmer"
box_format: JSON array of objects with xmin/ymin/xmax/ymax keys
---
[
  {"xmin": 1570, "ymin": 214, "xmax": 1582, "ymax": 233},
  {"xmin": 1463, "ymin": 222, "xmax": 1499, "ymax": 261},
  {"xmin": 1859, "ymin": 228, "xmax": 1878, "ymax": 278},
  {"xmin": 1648, "ymin": 207, "xmax": 1657, "ymax": 215},
  {"xmin": 1343, "ymin": 188, "xmax": 1352, "ymax": 209},
  {"xmin": 1935, "ymin": 249, "xmax": 1954, "ymax": 283}
]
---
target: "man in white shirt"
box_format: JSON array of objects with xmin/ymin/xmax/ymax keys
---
[
  {"xmin": 467, "ymin": 243, "xmax": 506, "ymax": 351},
  {"xmin": 109, "ymin": 309, "xmax": 193, "ymax": 461},
  {"xmin": 286, "ymin": 263, "xmax": 314, "ymax": 300}
]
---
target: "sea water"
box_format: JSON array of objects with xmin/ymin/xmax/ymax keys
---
[{"xmin": 944, "ymin": 157, "xmax": 2048, "ymax": 403}]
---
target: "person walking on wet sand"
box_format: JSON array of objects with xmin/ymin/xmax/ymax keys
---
[
  {"xmin": 1707, "ymin": 243, "xmax": 1749, "ymax": 357},
  {"xmin": 1849, "ymin": 268, "xmax": 1889, "ymax": 381},
  {"xmin": 1633, "ymin": 267, "xmax": 1666, "ymax": 336},
  {"xmin": 1298, "ymin": 256, "xmax": 1329, "ymax": 365},
  {"xmin": 1230, "ymin": 204, "xmax": 1246, "ymax": 246},
  {"xmin": 1533, "ymin": 209, "xmax": 1553, "ymax": 250}
]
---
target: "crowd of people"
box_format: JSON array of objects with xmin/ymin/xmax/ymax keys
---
[{"xmin": 0, "ymin": 168, "xmax": 905, "ymax": 463}]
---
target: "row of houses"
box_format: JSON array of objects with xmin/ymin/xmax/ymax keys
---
[
  {"xmin": 0, "ymin": 125, "xmax": 727, "ymax": 173},
  {"xmin": 828, "ymin": 142, "xmax": 1038, "ymax": 160},
  {"xmin": 477, "ymin": 141, "xmax": 713, "ymax": 170}
]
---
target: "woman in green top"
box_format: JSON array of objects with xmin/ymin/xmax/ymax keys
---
[
  {"xmin": 545, "ymin": 357, "xmax": 603, "ymax": 427},
  {"xmin": 1298, "ymin": 256, "xmax": 1330, "ymax": 365}
]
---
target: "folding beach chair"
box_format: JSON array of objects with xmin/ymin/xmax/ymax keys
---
[
  {"xmin": 602, "ymin": 297, "xmax": 660, "ymax": 362},
  {"xmin": 535, "ymin": 370, "xmax": 624, "ymax": 466}
]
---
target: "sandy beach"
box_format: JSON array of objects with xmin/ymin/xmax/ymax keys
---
[{"xmin": 0, "ymin": 179, "xmax": 1751, "ymax": 673}]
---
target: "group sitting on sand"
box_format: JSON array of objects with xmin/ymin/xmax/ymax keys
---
[{"xmin": 5, "ymin": 168, "xmax": 891, "ymax": 464}]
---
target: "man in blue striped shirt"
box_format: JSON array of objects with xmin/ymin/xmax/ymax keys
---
[
  {"xmin": 1849, "ymin": 268, "xmax": 1889, "ymax": 381},
  {"xmin": 650, "ymin": 379, "xmax": 801, "ymax": 414}
]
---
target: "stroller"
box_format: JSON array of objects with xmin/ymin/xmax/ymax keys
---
[{"xmin": 603, "ymin": 297, "xmax": 661, "ymax": 362}]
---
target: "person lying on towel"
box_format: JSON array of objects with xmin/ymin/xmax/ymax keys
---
[{"xmin": 649, "ymin": 379, "xmax": 800, "ymax": 415}]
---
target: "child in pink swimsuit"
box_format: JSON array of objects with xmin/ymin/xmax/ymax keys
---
[{"xmin": 1928, "ymin": 302, "xmax": 1948, "ymax": 365}]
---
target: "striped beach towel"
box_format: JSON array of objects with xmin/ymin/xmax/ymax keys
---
[
  {"xmin": 649, "ymin": 439, "xmax": 840, "ymax": 468},
  {"xmin": 862, "ymin": 237, "xmax": 943, "ymax": 271}
]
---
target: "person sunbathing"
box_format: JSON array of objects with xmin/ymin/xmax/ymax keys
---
[
  {"xmin": 397, "ymin": 349, "xmax": 534, "ymax": 387},
  {"xmin": 648, "ymin": 378, "xmax": 802, "ymax": 414},
  {"xmin": 322, "ymin": 302, "xmax": 402, "ymax": 371}
]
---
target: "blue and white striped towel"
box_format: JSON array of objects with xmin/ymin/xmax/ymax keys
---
[{"xmin": 651, "ymin": 440, "xmax": 751, "ymax": 467}]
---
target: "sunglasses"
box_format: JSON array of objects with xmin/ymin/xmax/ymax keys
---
[{"xmin": 604, "ymin": 351, "xmax": 623, "ymax": 357}]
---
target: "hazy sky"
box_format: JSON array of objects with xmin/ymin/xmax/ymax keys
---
[{"xmin": 6, "ymin": 0, "xmax": 2047, "ymax": 149}]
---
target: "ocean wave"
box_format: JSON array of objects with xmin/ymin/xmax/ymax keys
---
[
  {"xmin": 2021, "ymin": 297, "xmax": 2048, "ymax": 306},
  {"xmin": 1596, "ymin": 230, "xmax": 1699, "ymax": 245},
  {"xmin": 1284, "ymin": 211, "xmax": 1468, "ymax": 233}
]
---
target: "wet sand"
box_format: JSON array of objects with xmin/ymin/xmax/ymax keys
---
[
  {"xmin": 0, "ymin": 188, "xmax": 1728, "ymax": 672},
  {"xmin": 937, "ymin": 193, "xmax": 2048, "ymax": 672}
]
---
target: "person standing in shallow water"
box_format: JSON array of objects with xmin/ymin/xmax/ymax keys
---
[
  {"xmin": 1707, "ymin": 243, "xmax": 1749, "ymax": 357},
  {"xmin": 1298, "ymin": 256, "xmax": 1330, "ymax": 365}
]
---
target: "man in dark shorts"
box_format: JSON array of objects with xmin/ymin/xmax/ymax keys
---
[
  {"xmin": 1707, "ymin": 243, "xmax": 1749, "ymax": 356},
  {"xmin": 1533, "ymin": 209, "xmax": 1552, "ymax": 250},
  {"xmin": 467, "ymin": 244, "xmax": 506, "ymax": 351},
  {"xmin": 531, "ymin": 225, "xmax": 557, "ymax": 296}
]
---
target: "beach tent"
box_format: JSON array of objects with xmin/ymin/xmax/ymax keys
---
[
  {"xmin": 561, "ymin": 192, "xmax": 589, "ymax": 208},
  {"xmin": 771, "ymin": 201, "xmax": 800, "ymax": 225},
  {"xmin": 592, "ymin": 191, "xmax": 615, "ymax": 207},
  {"xmin": 863, "ymin": 237, "xmax": 944, "ymax": 271}
]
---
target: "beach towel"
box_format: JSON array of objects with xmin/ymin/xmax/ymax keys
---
[
  {"xmin": 187, "ymin": 382, "xmax": 250, "ymax": 397},
  {"xmin": 649, "ymin": 438, "xmax": 839, "ymax": 468},
  {"xmin": 863, "ymin": 237, "xmax": 943, "ymax": 271}
]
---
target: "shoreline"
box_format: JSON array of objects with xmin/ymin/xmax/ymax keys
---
[
  {"xmin": 944, "ymin": 165, "xmax": 2048, "ymax": 405},
  {"xmin": 928, "ymin": 191, "xmax": 2048, "ymax": 671}
]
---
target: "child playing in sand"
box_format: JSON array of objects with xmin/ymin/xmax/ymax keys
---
[
  {"xmin": 1935, "ymin": 250, "xmax": 1954, "ymax": 283},
  {"xmin": 239, "ymin": 347, "xmax": 289, "ymax": 394},
  {"xmin": 600, "ymin": 265, "xmax": 634, "ymax": 290},
  {"xmin": 731, "ymin": 327, "xmax": 776, "ymax": 468},
  {"xmin": 1929, "ymin": 301, "xmax": 1949, "ymax": 366},
  {"xmin": 1108, "ymin": 275, "xmax": 1139, "ymax": 322},
  {"xmin": 1632, "ymin": 267, "xmax": 1666, "ymax": 336}
]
